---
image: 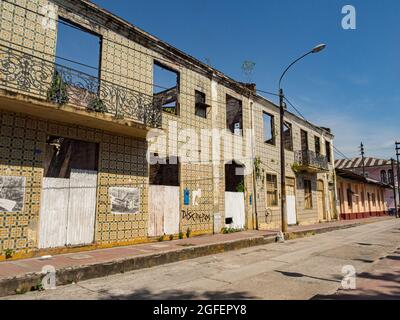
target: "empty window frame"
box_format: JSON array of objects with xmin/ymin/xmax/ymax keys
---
[
  {"xmin": 225, "ymin": 162, "xmax": 245, "ymax": 192},
  {"xmin": 361, "ymin": 188, "xmax": 365, "ymax": 207},
  {"xmin": 226, "ymin": 95, "xmax": 243, "ymax": 136},
  {"xmin": 325, "ymin": 141, "xmax": 332, "ymax": 163},
  {"xmin": 347, "ymin": 184, "xmax": 353, "ymax": 210},
  {"xmin": 381, "ymin": 170, "xmax": 388, "ymax": 184},
  {"xmin": 388, "ymin": 169, "xmax": 394, "ymax": 185},
  {"xmin": 153, "ymin": 61, "xmax": 180, "ymax": 116},
  {"xmin": 315, "ymin": 136, "xmax": 321, "ymax": 155},
  {"xmin": 195, "ymin": 90, "xmax": 209, "ymax": 118},
  {"xmin": 283, "ymin": 122, "xmax": 293, "ymax": 151},
  {"xmin": 301, "ymin": 130, "xmax": 309, "ymax": 152},
  {"xmin": 266, "ymin": 174, "xmax": 278, "ymax": 207},
  {"xmin": 56, "ymin": 18, "xmax": 101, "ymax": 78},
  {"xmin": 149, "ymin": 156, "xmax": 180, "ymax": 186},
  {"xmin": 44, "ymin": 136, "xmax": 99, "ymax": 179},
  {"xmin": 263, "ymin": 112, "xmax": 275, "ymax": 145},
  {"xmin": 304, "ymin": 179, "xmax": 313, "ymax": 209},
  {"xmin": 372, "ymin": 193, "xmax": 376, "ymax": 207}
]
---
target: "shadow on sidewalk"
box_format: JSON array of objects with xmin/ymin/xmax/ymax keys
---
[{"xmin": 97, "ymin": 288, "xmax": 257, "ymax": 300}]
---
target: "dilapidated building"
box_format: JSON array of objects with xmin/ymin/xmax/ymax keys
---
[
  {"xmin": 0, "ymin": 0, "xmax": 337, "ymax": 259},
  {"xmin": 252, "ymin": 95, "xmax": 337, "ymax": 229}
]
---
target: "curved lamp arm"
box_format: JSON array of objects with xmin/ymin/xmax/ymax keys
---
[{"xmin": 279, "ymin": 44, "xmax": 326, "ymax": 90}]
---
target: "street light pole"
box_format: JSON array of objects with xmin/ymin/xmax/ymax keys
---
[
  {"xmin": 279, "ymin": 88, "xmax": 288, "ymax": 232},
  {"xmin": 391, "ymin": 158, "xmax": 398, "ymax": 218},
  {"xmin": 360, "ymin": 142, "xmax": 366, "ymax": 178},
  {"xmin": 278, "ymin": 44, "xmax": 326, "ymax": 233}
]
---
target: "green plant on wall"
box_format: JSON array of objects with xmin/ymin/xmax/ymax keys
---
[
  {"xmin": 4, "ymin": 249, "xmax": 14, "ymax": 260},
  {"xmin": 47, "ymin": 72, "xmax": 69, "ymax": 104},
  {"xmin": 88, "ymin": 96, "xmax": 108, "ymax": 113},
  {"xmin": 292, "ymin": 162, "xmax": 302, "ymax": 174},
  {"xmin": 236, "ymin": 181, "xmax": 245, "ymax": 192},
  {"xmin": 254, "ymin": 157, "xmax": 265, "ymax": 185}
]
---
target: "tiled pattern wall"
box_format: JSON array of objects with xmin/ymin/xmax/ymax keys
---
[
  {"xmin": 0, "ymin": 0, "xmax": 58, "ymax": 98},
  {"xmin": 253, "ymin": 100, "xmax": 335, "ymax": 228},
  {"xmin": 0, "ymin": 110, "xmax": 148, "ymax": 252}
]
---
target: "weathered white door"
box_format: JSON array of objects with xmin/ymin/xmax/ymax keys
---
[
  {"xmin": 224, "ymin": 192, "xmax": 245, "ymax": 229},
  {"xmin": 148, "ymin": 185, "xmax": 180, "ymax": 237},
  {"xmin": 317, "ymin": 180, "xmax": 327, "ymax": 221},
  {"xmin": 39, "ymin": 178, "xmax": 70, "ymax": 248},
  {"xmin": 286, "ymin": 185, "xmax": 297, "ymax": 225},
  {"xmin": 39, "ymin": 170, "xmax": 98, "ymax": 248},
  {"xmin": 66, "ymin": 170, "xmax": 98, "ymax": 246}
]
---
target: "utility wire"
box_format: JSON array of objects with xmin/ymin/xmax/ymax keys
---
[{"xmin": 284, "ymin": 96, "xmax": 351, "ymax": 161}]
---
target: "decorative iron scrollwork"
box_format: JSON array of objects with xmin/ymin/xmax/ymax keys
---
[{"xmin": 0, "ymin": 46, "xmax": 162, "ymax": 128}]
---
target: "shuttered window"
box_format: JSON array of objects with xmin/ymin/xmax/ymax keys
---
[{"xmin": 266, "ymin": 174, "xmax": 278, "ymax": 207}]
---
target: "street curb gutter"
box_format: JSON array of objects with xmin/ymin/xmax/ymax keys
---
[
  {"xmin": 0, "ymin": 217, "xmax": 393, "ymax": 297},
  {"xmin": 284, "ymin": 223, "xmax": 362, "ymax": 240},
  {"xmin": 0, "ymin": 235, "xmax": 277, "ymax": 297}
]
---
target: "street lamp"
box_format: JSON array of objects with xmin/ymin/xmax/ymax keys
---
[{"xmin": 278, "ymin": 44, "xmax": 326, "ymax": 233}]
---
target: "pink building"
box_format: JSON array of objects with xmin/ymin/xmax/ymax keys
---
[{"xmin": 335, "ymin": 157, "xmax": 399, "ymax": 210}]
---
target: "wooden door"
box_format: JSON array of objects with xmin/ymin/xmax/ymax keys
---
[
  {"xmin": 39, "ymin": 170, "xmax": 97, "ymax": 248},
  {"xmin": 317, "ymin": 180, "xmax": 327, "ymax": 221},
  {"xmin": 66, "ymin": 170, "xmax": 98, "ymax": 246},
  {"xmin": 148, "ymin": 185, "xmax": 180, "ymax": 237},
  {"xmin": 39, "ymin": 178, "xmax": 70, "ymax": 248},
  {"xmin": 225, "ymin": 192, "xmax": 245, "ymax": 229}
]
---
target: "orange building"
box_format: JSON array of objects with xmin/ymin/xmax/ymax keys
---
[{"xmin": 336, "ymin": 169, "xmax": 390, "ymax": 220}]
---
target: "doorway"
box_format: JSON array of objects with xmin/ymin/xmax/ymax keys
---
[
  {"xmin": 286, "ymin": 177, "xmax": 297, "ymax": 225},
  {"xmin": 317, "ymin": 180, "xmax": 327, "ymax": 221},
  {"xmin": 224, "ymin": 161, "xmax": 246, "ymax": 229},
  {"xmin": 148, "ymin": 156, "xmax": 180, "ymax": 237},
  {"xmin": 39, "ymin": 137, "xmax": 99, "ymax": 248}
]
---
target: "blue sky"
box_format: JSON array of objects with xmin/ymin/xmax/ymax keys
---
[{"xmin": 60, "ymin": 0, "xmax": 400, "ymax": 160}]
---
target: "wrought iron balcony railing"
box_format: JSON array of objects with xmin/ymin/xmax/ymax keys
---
[
  {"xmin": 295, "ymin": 150, "xmax": 329, "ymax": 172},
  {"xmin": 0, "ymin": 45, "xmax": 162, "ymax": 128}
]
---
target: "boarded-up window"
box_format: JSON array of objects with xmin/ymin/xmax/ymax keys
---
[
  {"xmin": 149, "ymin": 156, "xmax": 180, "ymax": 187},
  {"xmin": 372, "ymin": 193, "xmax": 376, "ymax": 206},
  {"xmin": 44, "ymin": 136, "xmax": 99, "ymax": 179},
  {"xmin": 263, "ymin": 112, "xmax": 275, "ymax": 145},
  {"xmin": 226, "ymin": 95, "xmax": 243, "ymax": 136},
  {"xmin": 304, "ymin": 179, "xmax": 312, "ymax": 209},
  {"xmin": 266, "ymin": 174, "xmax": 278, "ymax": 207}
]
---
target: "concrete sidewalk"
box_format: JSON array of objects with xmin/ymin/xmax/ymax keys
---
[{"xmin": 0, "ymin": 216, "xmax": 394, "ymax": 297}]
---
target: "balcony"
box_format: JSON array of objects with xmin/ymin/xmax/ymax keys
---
[
  {"xmin": 294, "ymin": 150, "xmax": 329, "ymax": 173},
  {"xmin": 0, "ymin": 45, "xmax": 162, "ymax": 134}
]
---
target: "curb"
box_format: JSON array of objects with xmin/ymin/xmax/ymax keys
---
[{"xmin": 0, "ymin": 235, "xmax": 277, "ymax": 298}]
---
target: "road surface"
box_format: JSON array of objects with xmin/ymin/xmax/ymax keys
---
[{"xmin": 3, "ymin": 218, "xmax": 400, "ymax": 300}]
